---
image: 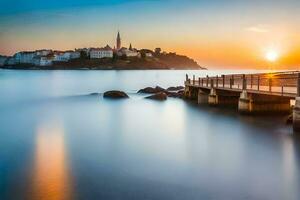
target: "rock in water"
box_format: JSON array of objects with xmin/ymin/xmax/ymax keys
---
[
  {"xmin": 154, "ymin": 86, "xmax": 166, "ymax": 92},
  {"xmin": 145, "ymin": 92, "xmax": 167, "ymax": 101},
  {"xmin": 164, "ymin": 89, "xmax": 184, "ymax": 98},
  {"xmin": 286, "ymin": 114, "xmax": 293, "ymax": 124},
  {"xmin": 138, "ymin": 86, "xmax": 166, "ymax": 94},
  {"xmin": 167, "ymin": 91, "xmax": 180, "ymax": 98},
  {"xmin": 167, "ymin": 86, "xmax": 184, "ymax": 91},
  {"xmin": 138, "ymin": 87, "xmax": 157, "ymax": 94},
  {"xmin": 103, "ymin": 90, "xmax": 129, "ymax": 99}
]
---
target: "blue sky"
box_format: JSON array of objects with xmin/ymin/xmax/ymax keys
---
[
  {"xmin": 0, "ymin": 0, "xmax": 148, "ymax": 15},
  {"xmin": 0, "ymin": 0, "xmax": 300, "ymax": 68}
]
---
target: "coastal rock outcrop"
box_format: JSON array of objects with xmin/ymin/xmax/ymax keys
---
[
  {"xmin": 167, "ymin": 86, "xmax": 184, "ymax": 91},
  {"xmin": 138, "ymin": 86, "xmax": 166, "ymax": 94},
  {"xmin": 145, "ymin": 92, "xmax": 167, "ymax": 101},
  {"xmin": 103, "ymin": 90, "xmax": 129, "ymax": 99},
  {"xmin": 166, "ymin": 92, "xmax": 179, "ymax": 98},
  {"xmin": 166, "ymin": 90, "xmax": 184, "ymax": 98},
  {"xmin": 138, "ymin": 85, "xmax": 185, "ymax": 98}
]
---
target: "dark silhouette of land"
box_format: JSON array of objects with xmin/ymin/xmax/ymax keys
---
[{"xmin": 1, "ymin": 51, "xmax": 205, "ymax": 70}]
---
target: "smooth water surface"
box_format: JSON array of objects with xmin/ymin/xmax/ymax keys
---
[{"xmin": 0, "ymin": 70, "xmax": 299, "ymax": 200}]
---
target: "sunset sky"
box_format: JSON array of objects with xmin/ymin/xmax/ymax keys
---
[{"xmin": 0, "ymin": 0, "xmax": 300, "ymax": 69}]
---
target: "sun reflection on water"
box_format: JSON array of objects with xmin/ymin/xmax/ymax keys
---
[{"xmin": 31, "ymin": 124, "xmax": 72, "ymax": 200}]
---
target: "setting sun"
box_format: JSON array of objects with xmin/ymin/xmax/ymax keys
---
[{"xmin": 266, "ymin": 50, "xmax": 279, "ymax": 62}]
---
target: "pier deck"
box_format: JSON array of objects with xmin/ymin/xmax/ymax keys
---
[{"xmin": 185, "ymin": 71, "xmax": 300, "ymax": 98}]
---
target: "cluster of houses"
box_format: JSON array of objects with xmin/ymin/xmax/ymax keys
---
[
  {"xmin": 0, "ymin": 49, "xmax": 81, "ymax": 67},
  {"xmin": 82, "ymin": 44, "xmax": 153, "ymax": 59},
  {"xmin": 0, "ymin": 32, "xmax": 160, "ymax": 67},
  {"xmin": 0, "ymin": 45, "xmax": 154, "ymax": 67}
]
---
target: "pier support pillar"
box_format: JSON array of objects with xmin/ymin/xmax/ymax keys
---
[
  {"xmin": 208, "ymin": 88, "xmax": 218, "ymax": 106},
  {"xmin": 184, "ymin": 86, "xmax": 198, "ymax": 101},
  {"xmin": 238, "ymin": 90, "xmax": 252, "ymax": 113},
  {"xmin": 293, "ymin": 97, "xmax": 300, "ymax": 132},
  {"xmin": 184, "ymin": 86, "xmax": 191, "ymax": 99},
  {"xmin": 198, "ymin": 89, "xmax": 209, "ymax": 104},
  {"xmin": 238, "ymin": 91, "xmax": 291, "ymax": 114},
  {"xmin": 208, "ymin": 88, "xmax": 239, "ymax": 106}
]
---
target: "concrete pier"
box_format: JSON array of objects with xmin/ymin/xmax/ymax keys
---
[{"xmin": 184, "ymin": 71, "xmax": 300, "ymax": 132}]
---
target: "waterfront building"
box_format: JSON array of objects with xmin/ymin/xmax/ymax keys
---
[
  {"xmin": 53, "ymin": 51, "xmax": 69, "ymax": 62},
  {"xmin": 139, "ymin": 49, "xmax": 154, "ymax": 58},
  {"xmin": 90, "ymin": 45, "xmax": 113, "ymax": 59},
  {"xmin": 14, "ymin": 51, "xmax": 36, "ymax": 64},
  {"xmin": 69, "ymin": 51, "xmax": 81, "ymax": 59},
  {"xmin": 0, "ymin": 56, "xmax": 8, "ymax": 66},
  {"xmin": 35, "ymin": 49, "xmax": 52, "ymax": 56},
  {"xmin": 117, "ymin": 47, "xmax": 140, "ymax": 57},
  {"xmin": 63, "ymin": 51, "xmax": 80, "ymax": 60},
  {"xmin": 40, "ymin": 56, "xmax": 53, "ymax": 66},
  {"xmin": 53, "ymin": 51, "xmax": 80, "ymax": 62},
  {"xmin": 5, "ymin": 57, "xmax": 17, "ymax": 65},
  {"xmin": 32, "ymin": 56, "xmax": 42, "ymax": 66}
]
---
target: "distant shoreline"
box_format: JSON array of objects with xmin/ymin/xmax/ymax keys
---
[
  {"xmin": 0, "ymin": 68, "xmax": 206, "ymax": 71},
  {"xmin": 0, "ymin": 66, "xmax": 206, "ymax": 70},
  {"xmin": 0, "ymin": 57, "xmax": 206, "ymax": 70},
  {"xmin": 0, "ymin": 45, "xmax": 206, "ymax": 70}
]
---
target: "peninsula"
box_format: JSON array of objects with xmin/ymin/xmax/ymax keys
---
[{"xmin": 0, "ymin": 32, "xmax": 204, "ymax": 70}]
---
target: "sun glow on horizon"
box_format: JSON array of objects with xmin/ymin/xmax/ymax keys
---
[{"xmin": 266, "ymin": 50, "xmax": 279, "ymax": 62}]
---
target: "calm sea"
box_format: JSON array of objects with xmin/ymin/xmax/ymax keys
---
[{"xmin": 0, "ymin": 69, "xmax": 299, "ymax": 200}]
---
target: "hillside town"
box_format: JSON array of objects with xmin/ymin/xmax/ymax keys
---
[{"xmin": 0, "ymin": 32, "xmax": 202, "ymax": 69}]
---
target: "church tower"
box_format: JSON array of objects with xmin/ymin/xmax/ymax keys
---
[{"xmin": 116, "ymin": 31, "xmax": 121, "ymax": 50}]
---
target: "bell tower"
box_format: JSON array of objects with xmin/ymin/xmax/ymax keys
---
[{"xmin": 116, "ymin": 31, "xmax": 121, "ymax": 50}]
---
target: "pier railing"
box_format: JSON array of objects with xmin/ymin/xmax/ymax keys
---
[{"xmin": 186, "ymin": 71, "xmax": 300, "ymax": 97}]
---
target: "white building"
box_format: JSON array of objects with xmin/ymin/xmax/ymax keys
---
[
  {"xmin": 40, "ymin": 56, "xmax": 53, "ymax": 66},
  {"xmin": 32, "ymin": 56, "xmax": 42, "ymax": 66},
  {"xmin": 53, "ymin": 52, "xmax": 67, "ymax": 62},
  {"xmin": 90, "ymin": 45, "xmax": 113, "ymax": 59},
  {"xmin": 69, "ymin": 51, "xmax": 80, "ymax": 59},
  {"xmin": 53, "ymin": 51, "xmax": 80, "ymax": 62},
  {"xmin": 35, "ymin": 49, "xmax": 52, "ymax": 57},
  {"xmin": 117, "ymin": 47, "xmax": 139, "ymax": 57},
  {"xmin": 53, "ymin": 51, "xmax": 68, "ymax": 62},
  {"xmin": 14, "ymin": 51, "xmax": 36, "ymax": 64}
]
